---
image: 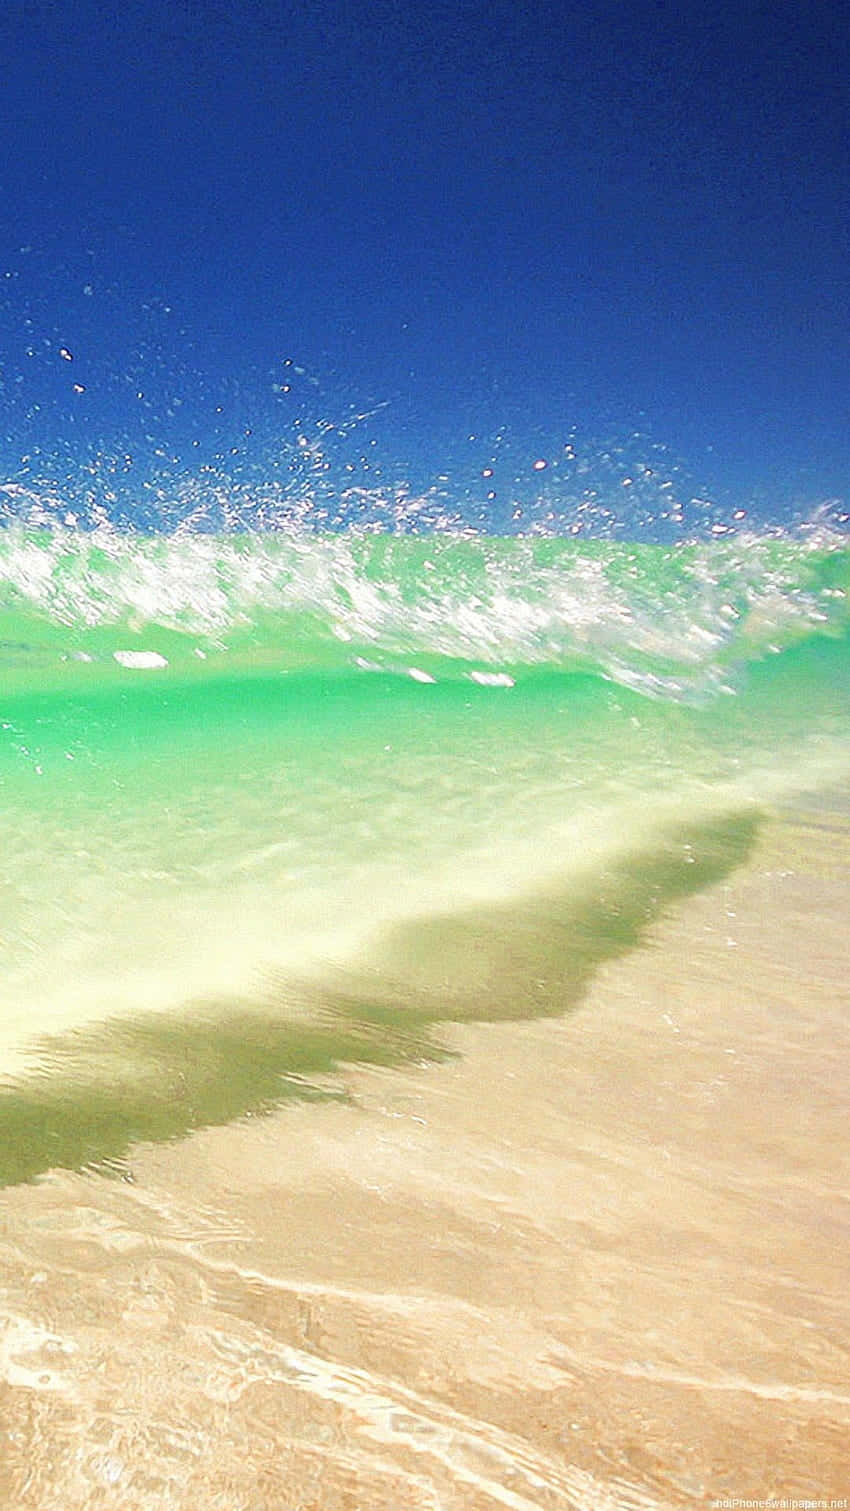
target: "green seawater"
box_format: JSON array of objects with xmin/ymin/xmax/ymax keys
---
[{"xmin": 1, "ymin": 527, "xmax": 848, "ymax": 1183}]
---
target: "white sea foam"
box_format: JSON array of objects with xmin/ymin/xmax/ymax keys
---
[{"xmin": 113, "ymin": 650, "xmax": 169, "ymax": 669}]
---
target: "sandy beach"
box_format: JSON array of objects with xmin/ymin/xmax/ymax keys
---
[{"xmin": 0, "ymin": 802, "xmax": 848, "ymax": 1510}]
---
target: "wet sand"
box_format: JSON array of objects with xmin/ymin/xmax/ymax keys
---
[{"xmin": 1, "ymin": 805, "xmax": 848, "ymax": 1510}]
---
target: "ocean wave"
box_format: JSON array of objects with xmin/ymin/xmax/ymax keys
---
[{"xmin": 0, "ymin": 524, "xmax": 847, "ymax": 700}]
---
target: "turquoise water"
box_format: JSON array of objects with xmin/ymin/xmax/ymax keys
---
[{"xmin": 1, "ymin": 526, "xmax": 848, "ymax": 1182}]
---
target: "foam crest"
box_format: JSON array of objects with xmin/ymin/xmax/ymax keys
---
[{"xmin": 0, "ymin": 524, "xmax": 846, "ymax": 697}]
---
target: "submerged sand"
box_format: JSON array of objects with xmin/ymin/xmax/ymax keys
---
[{"xmin": 0, "ymin": 804, "xmax": 848, "ymax": 1509}]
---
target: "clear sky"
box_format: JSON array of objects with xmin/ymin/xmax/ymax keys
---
[{"xmin": 0, "ymin": 0, "xmax": 847, "ymax": 531}]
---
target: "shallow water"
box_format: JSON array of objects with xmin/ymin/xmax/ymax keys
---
[{"xmin": 0, "ymin": 803, "xmax": 847, "ymax": 1509}]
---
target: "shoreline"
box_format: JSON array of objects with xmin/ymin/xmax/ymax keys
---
[{"xmin": 0, "ymin": 800, "xmax": 848, "ymax": 1508}]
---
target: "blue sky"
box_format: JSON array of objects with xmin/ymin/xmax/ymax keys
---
[{"xmin": 0, "ymin": 0, "xmax": 847, "ymax": 529}]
